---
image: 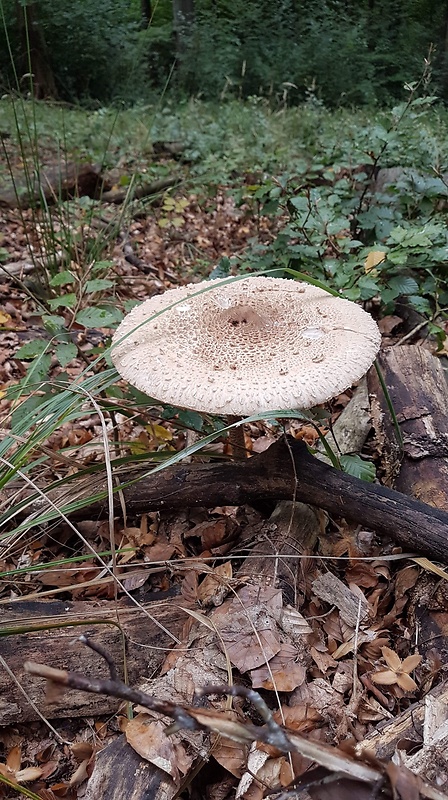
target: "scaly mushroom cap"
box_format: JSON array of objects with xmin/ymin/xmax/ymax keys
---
[{"xmin": 111, "ymin": 276, "xmax": 381, "ymax": 416}]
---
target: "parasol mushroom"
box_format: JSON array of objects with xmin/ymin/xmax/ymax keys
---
[{"xmin": 111, "ymin": 276, "xmax": 381, "ymax": 455}]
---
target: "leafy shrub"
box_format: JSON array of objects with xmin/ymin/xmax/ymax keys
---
[{"xmin": 225, "ymin": 96, "xmax": 448, "ymax": 340}]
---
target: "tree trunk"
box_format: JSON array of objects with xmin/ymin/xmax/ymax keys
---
[
  {"xmin": 16, "ymin": 0, "xmax": 57, "ymax": 99},
  {"xmin": 140, "ymin": 0, "xmax": 152, "ymax": 29},
  {"xmin": 441, "ymin": 0, "xmax": 448, "ymax": 100},
  {"xmin": 172, "ymin": 0, "xmax": 195, "ymax": 57}
]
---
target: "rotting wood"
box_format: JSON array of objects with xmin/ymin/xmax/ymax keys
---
[
  {"xmin": 240, "ymin": 500, "xmax": 320, "ymax": 596},
  {"xmin": 358, "ymin": 682, "xmax": 448, "ymax": 761},
  {"xmin": 360, "ymin": 345, "xmax": 448, "ymax": 791},
  {"xmin": 23, "ymin": 435, "xmax": 448, "ymax": 563},
  {"xmin": 316, "ymin": 377, "xmax": 372, "ymax": 459},
  {"xmin": 312, "ymin": 572, "xmax": 369, "ymax": 627},
  {"xmin": 0, "ymin": 596, "xmax": 188, "ymax": 725},
  {"xmin": 0, "ymin": 162, "xmax": 105, "ymax": 208},
  {"xmin": 368, "ymin": 345, "xmax": 448, "ymax": 508}
]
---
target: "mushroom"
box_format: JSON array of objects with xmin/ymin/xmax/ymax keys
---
[{"xmin": 111, "ymin": 276, "xmax": 381, "ymax": 456}]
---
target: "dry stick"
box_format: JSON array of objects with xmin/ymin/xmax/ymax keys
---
[
  {"xmin": 44, "ymin": 437, "xmax": 448, "ymax": 564},
  {"xmin": 23, "ymin": 656, "xmax": 447, "ymax": 800},
  {"xmin": 24, "ymin": 659, "xmax": 197, "ymax": 733}
]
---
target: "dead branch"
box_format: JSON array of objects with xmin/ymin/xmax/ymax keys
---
[
  {"xmin": 25, "ymin": 436, "xmax": 448, "ymax": 563},
  {"xmin": 101, "ymin": 176, "xmax": 180, "ymax": 204}
]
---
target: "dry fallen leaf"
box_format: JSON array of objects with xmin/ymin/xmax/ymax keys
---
[
  {"xmin": 197, "ymin": 561, "xmax": 232, "ymax": 606},
  {"xmin": 212, "ymin": 736, "xmax": 248, "ymax": 778},
  {"xmin": 0, "ymin": 745, "xmax": 43, "ymax": 785},
  {"xmin": 250, "ymin": 643, "xmax": 306, "ymax": 691},
  {"xmin": 364, "ymin": 249, "xmax": 386, "ymax": 274},
  {"xmin": 371, "ymin": 646, "xmax": 421, "ymax": 691},
  {"xmin": 125, "ymin": 714, "xmax": 192, "ymax": 783}
]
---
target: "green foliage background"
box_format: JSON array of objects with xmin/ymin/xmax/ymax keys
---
[{"xmin": 0, "ymin": 0, "xmax": 448, "ymax": 106}]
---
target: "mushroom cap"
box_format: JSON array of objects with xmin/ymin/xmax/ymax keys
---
[{"xmin": 111, "ymin": 276, "xmax": 381, "ymax": 416}]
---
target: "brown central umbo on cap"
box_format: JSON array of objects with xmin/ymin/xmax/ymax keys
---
[{"xmin": 111, "ymin": 276, "xmax": 381, "ymax": 417}]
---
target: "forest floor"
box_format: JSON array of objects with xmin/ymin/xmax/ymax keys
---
[{"xmin": 0, "ymin": 97, "xmax": 448, "ymax": 800}]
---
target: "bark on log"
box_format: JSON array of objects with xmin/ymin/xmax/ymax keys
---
[
  {"xmin": 360, "ymin": 346, "xmax": 448, "ymax": 790},
  {"xmin": 0, "ymin": 596, "xmax": 187, "ymax": 725},
  {"xmin": 0, "ymin": 163, "xmax": 105, "ymax": 209},
  {"xmin": 368, "ymin": 345, "xmax": 448, "ymax": 508},
  {"xmin": 28, "ymin": 435, "xmax": 448, "ymax": 563}
]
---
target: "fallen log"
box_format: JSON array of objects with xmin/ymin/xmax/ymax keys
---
[
  {"xmin": 0, "ymin": 595, "xmax": 188, "ymax": 725},
  {"xmin": 0, "ymin": 164, "xmax": 179, "ymax": 208},
  {"xmin": 25, "ymin": 434, "xmax": 448, "ymax": 563},
  {"xmin": 0, "ymin": 162, "xmax": 105, "ymax": 208},
  {"xmin": 368, "ymin": 345, "xmax": 448, "ymax": 508}
]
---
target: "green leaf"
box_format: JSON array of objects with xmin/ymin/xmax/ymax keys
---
[
  {"xmin": 387, "ymin": 250, "xmax": 408, "ymax": 265},
  {"xmin": 42, "ymin": 315, "xmax": 66, "ymax": 334},
  {"xmin": 177, "ymin": 409, "xmax": 204, "ymax": 431},
  {"xmin": 48, "ymin": 293, "xmax": 77, "ymax": 309},
  {"xmin": 16, "ymin": 340, "xmax": 49, "ymax": 359},
  {"xmin": 25, "ymin": 353, "xmax": 52, "ymax": 383},
  {"xmin": 408, "ymin": 295, "xmax": 432, "ymax": 315},
  {"xmin": 85, "ymin": 279, "xmax": 114, "ymax": 293},
  {"xmin": 388, "ymin": 227, "xmax": 407, "ymax": 244},
  {"xmin": 92, "ymin": 260, "xmax": 114, "ymax": 273},
  {"xmin": 55, "ymin": 342, "xmax": 78, "ymax": 367},
  {"xmin": 340, "ymin": 454, "xmax": 376, "ymax": 482},
  {"xmin": 123, "ymin": 299, "xmax": 140, "ymax": 312},
  {"xmin": 357, "ymin": 275, "xmax": 380, "ymax": 300},
  {"xmin": 387, "ymin": 276, "xmax": 419, "ymax": 296},
  {"xmin": 75, "ymin": 306, "xmax": 123, "ymax": 327},
  {"xmin": 49, "ymin": 270, "xmax": 75, "ymax": 287},
  {"xmin": 405, "ymin": 232, "xmax": 432, "ymax": 248},
  {"xmin": 343, "ymin": 286, "xmax": 361, "ymax": 301},
  {"xmin": 209, "ymin": 257, "xmax": 230, "ymax": 279}
]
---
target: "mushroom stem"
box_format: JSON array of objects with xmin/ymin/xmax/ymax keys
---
[{"xmin": 227, "ymin": 416, "xmax": 247, "ymax": 459}]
